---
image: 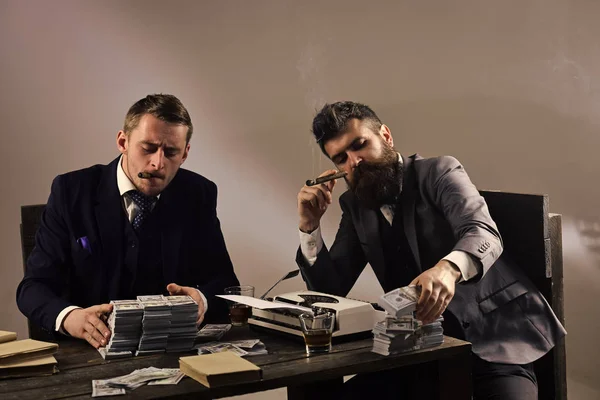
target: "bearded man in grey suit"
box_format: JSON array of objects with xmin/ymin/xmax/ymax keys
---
[{"xmin": 295, "ymin": 101, "xmax": 566, "ymax": 399}]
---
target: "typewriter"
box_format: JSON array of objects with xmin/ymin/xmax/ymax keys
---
[{"xmin": 248, "ymin": 290, "xmax": 386, "ymax": 340}]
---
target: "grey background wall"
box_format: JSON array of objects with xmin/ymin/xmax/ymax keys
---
[{"xmin": 1, "ymin": 1, "xmax": 599, "ymax": 398}]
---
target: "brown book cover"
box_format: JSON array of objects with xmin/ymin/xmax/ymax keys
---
[
  {"xmin": 0, "ymin": 339, "xmax": 58, "ymax": 365},
  {"xmin": 0, "ymin": 331, "xmax": 17, "ymax": 344},
  {"xmin": 179, "ymin": 351, "xmax": 262, "ymax": 388},
  {"xmin": 0, "ymin": 355, "xmax": 58, "ymax": 379}
]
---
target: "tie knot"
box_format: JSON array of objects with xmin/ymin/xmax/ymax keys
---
[{"xmin": 128, "ymin": 190, "xmax": 157, "ymax": 212}]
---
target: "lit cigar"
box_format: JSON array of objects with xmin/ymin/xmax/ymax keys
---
[
  {"xmin": 305, "ymin": 171, "xmax": 347, "ymax": 186},
  {"xmin": 138, "ymin": 172, "xmax": 154, "ymax": 179}
]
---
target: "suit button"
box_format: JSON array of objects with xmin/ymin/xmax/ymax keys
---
[
  {"xmin": 462, "ymin": 321, "xmax": 470, "ymax": 329},
  {"xmin": 478, "ymin": 248, "xmax": 484, "ymax": 253},
  {"xmin": 130, "ymin": 242, "xmax": 137, "ymax": 248}
]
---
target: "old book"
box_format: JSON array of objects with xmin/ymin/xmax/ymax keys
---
[
  {"xmin": 179, "ymin": 351, "xmax": 262, "ymax": 388},
  {"xmin": 0, "ymin": 339, "xmax": 58, "ymax": 365},
  {"xmin": 0, "ymin": 355, "xmax": 58, "ymax": 379},
  {"xmin": 0, "ymin": 331, "xmax": 17, "ymax": 344}
]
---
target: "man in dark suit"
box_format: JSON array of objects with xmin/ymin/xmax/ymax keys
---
[
  {"xmin": 17, "ymin": 94, "xmax": 239, "ymax": 349},
  {"xmin": 296, "ymin": 101, "xmax": 566, "ymax": 399}
]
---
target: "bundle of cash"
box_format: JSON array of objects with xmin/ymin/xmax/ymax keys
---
[
  {"xmin": 371, "ymin": 314, "xmax": 444, "ymax": 356},
  {"xmin": 136, "ymin": 295, "xmax": 172, "ymax": 355},
  {"xmin": 103, "ymin": 299, "xmax": 144, "ymax": 357},
  {"xmin": 197, "ymin": 342, "xmax": 248, "ymax": 356},
  {"xmin": 195, "ymin": 323, "xmax": 232, "ymax": 343},
  {"xmin": 104, "ymin": 367, "xmax": 182, "ymax": 391},
  {"xmin": 417, "ymin": 318, "xmax": 444, "ymax": 349},
  {"xmin": 372, "ymin": 331, "xmax": 419, "ymax": 355},
  {"xmin": 97, "ymin": 347, "xmax": 134, "ymax": 361},
  {"xmin": 92, "ymin": 379, "xmax": 125, "ymax": 397},
  {"xmin": 147, "ymin": 370, "xmax": 185, "ymax": 385},
  {"xmin": 165, "ymin": 295, "xmax": 198, "ymax": 352},
  {"xmin": 377, "ymin": 286, "xmax": 421, "ymax": 319},
  {"xmin": 229, "ymin": 339, "xmax": 268, "ymax": 356},
  {"xmin": 197, "ymin": 339, "xmax": 268, "ymax": 357},
  {"xmin": 372, "ymin": 315, "xmax": 418, "ymax": 335}
]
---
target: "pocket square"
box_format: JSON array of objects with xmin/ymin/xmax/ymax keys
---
[{"xmin": 77, "ymin": 236, "xmax": 92, "ymax": 253}]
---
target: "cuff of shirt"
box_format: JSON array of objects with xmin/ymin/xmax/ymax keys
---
[
  {"xmin": 299, "ymin": 226, "xmax": 324, "ymax": 266},
  {"xmin": 195, "ymin": 289, "xmax": 208, "ymax": 314},
  {"xmin": 443, "ymin": 250, "xmax": 481, "ymax": 282},
  {"xmin": 55, "ymin": 305, "xmax": 82, "ymax": 335}
]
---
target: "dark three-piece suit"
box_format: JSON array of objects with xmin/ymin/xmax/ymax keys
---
[
  {"xmin": 17, "ymin": 157, "xmax": 239, "ymax": 333},
  {"xmin": 297, "ymin": 154, "xmax": 566, "ymax": 365}
]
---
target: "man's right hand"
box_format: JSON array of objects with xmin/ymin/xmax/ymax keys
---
[
  {"xmin": 62, "ymin": 304, "xmax": 113, "ymax": 349},
  {"xmin": 298, "ymin": 169, "xmax": 339, "ymax": 233}
]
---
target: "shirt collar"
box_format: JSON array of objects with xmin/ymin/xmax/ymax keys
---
[{"xmin": 117, "ymin": 155, "xmax": 136, "ymax": 196}]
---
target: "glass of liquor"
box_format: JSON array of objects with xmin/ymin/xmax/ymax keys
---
[
  {"xmin": 224, "ymin": 285, "xmax": 255, "ymax": 326},
  {"xmin": 298, "ymin": 310, "xmax": 335, "ymax": 355}
]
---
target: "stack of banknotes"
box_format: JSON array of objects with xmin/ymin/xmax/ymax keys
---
[
  {"xmin": 373, "ymin": 286, "xmax": 444, "ymax": 356},
  {"xmin": 97, "ymin": 295, "xmax": 198, "ymax": 359},
  {"xmin": 136, "ymin": 295, "xmax": 173, "ymax": 355},
  {"xmin": 196, "ymin": 338, "xmax": 268, "ymax": 357},
  {"xmin": 194, "ymin": 323, "xmax": 232, "ymax": 343},
  {"xmin": 165, "ymin": 295, "xmax": 198, "ymax": 352},
  {"xmin": 102, "ymin": 300, "xmax": 144, "ymax": 358},
  {"xmin": 92, "ymin": 367, "xmax": 185, "ymax": 397}
]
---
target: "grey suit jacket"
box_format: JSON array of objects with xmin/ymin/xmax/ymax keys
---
[{"xmin": 297, "ymin": 154, "xmax": 566, "ymax": 364}]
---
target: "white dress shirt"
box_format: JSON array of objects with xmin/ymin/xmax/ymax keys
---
[{"xmin": 55, "ymin": 156, "xmax": 207, "ymax": 333}]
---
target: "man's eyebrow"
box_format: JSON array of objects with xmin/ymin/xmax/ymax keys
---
[
  {"xmin": 331, "ymin": 137, "xmax": 363, "ymax": 162},
  {"xmin": 139, "ymin": 141, "xmax": 180, "ymax": 152}
]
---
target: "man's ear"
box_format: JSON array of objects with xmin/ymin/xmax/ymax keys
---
[
  {"xmin": 116, "ymin": 131, "xmax": 128, "ymax": 154},
  {"xmin": 380, "ymin": 124, "xmax": 394, "ymax": 147},
  {"xmin": 181, "ymin": 143, "xmax": 190, "ymax": 165}
]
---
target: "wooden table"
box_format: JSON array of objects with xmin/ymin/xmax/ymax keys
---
[{"xmin": 0, "ymin": 327, "xmax": 472, "ymax": 399}]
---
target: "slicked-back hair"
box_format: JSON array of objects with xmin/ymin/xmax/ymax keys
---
[
  {"xmin": 123, "ymin": 94, "xmax": 193, "ymax": 143},
  {"xmin": 312, "ymin": 101, "xmax": 382, "ymax": 157}
]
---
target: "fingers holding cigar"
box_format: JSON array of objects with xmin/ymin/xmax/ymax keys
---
[
  {"xmin": 298, "ymin": 169, "xmax": 341, "ymax": 233},
  {"xmin": 305, "ymin": 169, "xmax": 340, "ymax": 204}
]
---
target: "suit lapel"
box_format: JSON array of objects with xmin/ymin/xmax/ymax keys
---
[
  {"xmin": 158, "ymin": 178, "xmax": 184, "ymax": 285},
  {"xmin": 94, "ymin": 157, "xmax": 125, "ymax": 300},
  {"xmin": 401, "ymin": 154, "xmax": 422, "ymax": 272}
]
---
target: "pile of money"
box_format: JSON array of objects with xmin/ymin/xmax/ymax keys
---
[
  {"xmin": 165, "ymin": 295, "xmax": 198, "ymax": 352},
  {"xmin": 197, "ymin": 339, "xmax": 267, "ymax": 357},
  {"xmin": 92, "ymin": 379, "xmax": 125, "ymax": 397},
  {"xmin": 92, "ymin": 367, "xmax": 184, "ymax": 397},
  {"xmin": 371, "ymin": 315, "xmax": 444, "ymax": 356},
  {"xmin": 102, "ymin": 299, "xmax": 144, "ymax": 357},
  {"xmin": 136, "ymin": 295, "xmax": 172, "ymax": 355},
  {"xmin": 195, "ymin": 323, "xmax": 232, "ymax": 343},
  {"xmin": 377, "ymin": 286, "xmax": 421, "ymax": 319},
  {"xmin": 418, "ymin": 318, "xmax": 444, "ymax": 349},
  {"xmin": 372, "ymin": 315, "xmax": 420, "ymax": 355},
  {"xmin": 372, "ymin": 286, "xmax": 444, "ymax": 356}
]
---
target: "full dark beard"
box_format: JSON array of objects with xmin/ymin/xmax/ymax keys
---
[{"xmin": 348, "ymin": 146, "xmax": 403, "ymax": 209}]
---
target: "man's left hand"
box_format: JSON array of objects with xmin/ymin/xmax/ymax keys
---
[
  {"xmin": 166, "ymin": 283, "xmax": 206, "ymax": 325},
  {"xmin": 410, "ymin": 260, "xmax": 461, "ymax": 324}
]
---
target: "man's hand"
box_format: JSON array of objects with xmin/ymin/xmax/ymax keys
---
[
  {"xmin": 298, "ymin": 169, "xmax": 338, "ymax": 233},
  {"xmin": 62, "ymin": 304, "xmax": 113, "ymax": 349},
  {"xmin": 167, "ymin": 283, "xmax": 206, "ymax": 325},
  {"xmin": 410, "ymin": 260, "xmax": 461, "ymax": 324}
]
